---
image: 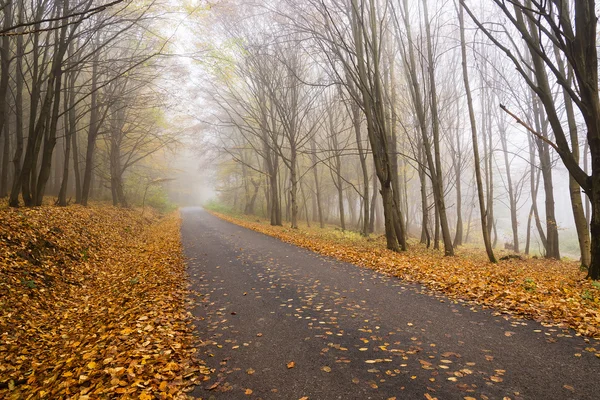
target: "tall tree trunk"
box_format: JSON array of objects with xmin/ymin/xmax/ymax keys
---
[
  {"xmin": 349, "ymin": 0, "xmax": 405, "ymax": 251},
  {"xmin": 458, "ymin": 2, "xmax": 496, "ymax": 262},
  {"xmin": 57, "ymin": 79, "xmax": 73, "ymax": 206},
  {"xmin": 0, "ymin": 2, "xmax": 13, "ymax": 178},
  {"xmin": 556, "ymin": 49, "xmax": 591, "ymax": 267},
  {"xmin": 531, "ymin": 95, "xmax": 560, "ymax": 259},
  {"xmin": 453, "ymin": 104, "xmax": 463, "ymax": 247},
  {"xmin": 34, "ymin": 0, "xmax": 72, "ymax": 206},
  {"xmin": 386, "ymin": 51, "xmax": 407, "ymax": 245},
  {"xmin": 584, "ymin": 141, "xmax": 590, "ymax": 225},
  {"xmin": 352, "ymin": 103, "xmax": 370, "ymax": 235},
  {"xmin": 20, "ymin": 18, "xmax": 46, "ymax": 207},
  {"xmin": 525, "ymin": 204, "xmax": 534, "ymax": 255},
  {"xmin": 333, "ymin": 144, "xmax": 345, "ymax": 230},
  {"xmin": 418, "ymin": 146, "xmax": 430, "ymax": 247},
  {"xmin": 81, "ymin": 47, "xmax": 99, "ymax": 206},
  {"xmin": 369, "ymin": 170, "xmax": 377, "ymax": 233},
  {"xmin": 499, "ymin": 117, "xmax": 519, "ymax": 252},
  {"xmin": 527, "ymin": 135, "xmax": 547, "ymax": 251},
  {"xmin": 310, "ymin": 138, "xmax": 324, "ymax": 228},
  {"xmin": 1, "ymin": 117, "xmax": 9, "ymax": 197},
  {"xmin": 423, "ymin": 0, "xmax": 453, "ymax": 256},
  {"xmin": 290, "ymin": 149, "xmax": 298, "ymax": 229},
  {"xmin": 8, "ymin": 2, "xmax": 24, "ymax": 207}
]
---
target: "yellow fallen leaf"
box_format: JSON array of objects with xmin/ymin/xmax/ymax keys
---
[
  {"xmin": 139, "ymin": 392, "xmax": 152, "ymax": 400},
  {"xmin": 159, "ymin": 381, "xmax": 168, "ymax": 392}
]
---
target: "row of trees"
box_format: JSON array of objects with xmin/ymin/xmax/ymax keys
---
[
  {"xmin": 205, "ymin": 0, "xmax": 600, "ymax": 280},
  {"xmin": 0, "ymin": 0, "xmax": 176, "ymax": 209}
]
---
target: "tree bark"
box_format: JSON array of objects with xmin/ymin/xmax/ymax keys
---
[
  {"xmin": 8, "ymin": 2, "xmax": 24, "ymax": 207},
  {"xmin": 458, "ymin": 2, "xmax": 496, "ymax": 262}
]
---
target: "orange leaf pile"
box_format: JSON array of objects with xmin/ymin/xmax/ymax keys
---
[
  {"xmin": 0, "ymin": 204, "xmax": 210, "ymax": 399},
  {"xmin": 212, "ymin": 211, "xmax": 600, "ymax": 338}
]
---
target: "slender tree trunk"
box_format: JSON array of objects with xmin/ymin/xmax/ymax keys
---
[
  {"xmin": 528, "ymin": 135, "xmax": 547, "ymax": 250},
  {"xmin": 453, "ymin": 106, "xmax": 463, "ymax": 247},
  {"xmin": 20, "ymin": 32, "xmax": 43, "ymax": 206},
  {"xmin": 423, "ymin": 0, "xmax": 453, "ymax": 256},
  {"xmin": 386, "ymin": 52, "xmax": 407, "ymax": 245},
  {"xmin": 0, "ymin": 2, "xmax": 13, "ymax": 173},
  {"xmin": 499, "ymin": 117, "xmax": 519, "ymax": 252},
  {"xmin": 8, "ymin": 3, "xmax": 24, "ymax": 207},
  {"xmin": 556, "ymin": 49, "xmax": 591, "ymax": 267},
  {"xmin": 531, "ymin": 95, "xmax": 560, "ymax": 259},
  {"xmin": 418, "ymin": 146, "xmax": 430, "ymax": 247},
  {"xmin": 1, "ymin": 117, "xmax": 9, "ymax": 197},
  {"xmin": 57, "ymin": 78, "xmax": 73, "ymax": 206},
  {"xmin": 458, "ymin": 3, "xmax": 496, "ymax": 262},
  {"xmin": 584, "ymin": 141, "xmax": 590, "ymax": 225},
  {"xmin": 525, "ymin": 204, "xmax": 534, "ymax": 255},
  {"xmin": 352, "ymin": 103, "xmax": 370, "ymax": 235},
  {"xmin": 310, "ymin": 138, "xmax": 324, "ymax": 228},
  {"xmin": 81, "ymin": 47, "xmax": 99, "ymax": 206},
  {"xmin": 35, "ymin": 22, "xmax": 68, "ymax": 206},
  {"xmin": 369, "ymin": 170, "xmax": 377, "ymax": 233},
  {"xmin": 290, "ymin": 149, "xmax": 298, "ymax": 229},
  {"xmin": 433, "ymin": 202, "xmax": 440, "ymax": 250}
]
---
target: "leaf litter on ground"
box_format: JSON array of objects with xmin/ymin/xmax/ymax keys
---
[
  {"xmin": 210, "ymin": 211, "xmax": 600, "ymax": 340},
  {"xmin": 0, "ymin": 204, "xmax": 211, "ymax": 399}
]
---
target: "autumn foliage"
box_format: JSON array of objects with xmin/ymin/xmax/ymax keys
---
[
  {"xmin": 0, "ymin": 204, "xmax": 208, "ymax": 399},
  {"xmin": 212, "ymin": 212, "xmax": 600, "ymax": 340}
]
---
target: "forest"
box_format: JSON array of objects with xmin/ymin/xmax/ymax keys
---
[
  {"xmin": 202, "ymin": 0, "xmax": 600, "ymax": 281},
  {"xmin": 1, "ymin": 0, "xmax": 599, "ymax": 275},
  {"xmin": 1, "ymin": 0, "xmax": 600, "ymax": 398}
]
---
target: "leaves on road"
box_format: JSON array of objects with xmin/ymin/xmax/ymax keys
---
[
  {"xmin": 212, "ymin": 211, "xmax": 600, "ymax": 338},
  {"xmin": 0, "ymin": 205, "xmax": 210, "ymax": 398}
]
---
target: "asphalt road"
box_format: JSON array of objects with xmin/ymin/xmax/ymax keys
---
[{"xmin": 181, "ymin": 208, "xmax": 599, "ymax": 400}]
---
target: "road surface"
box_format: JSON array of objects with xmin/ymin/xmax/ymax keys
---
[{"xmin": 181, "ymin": 208, "xmax": 599, "ymax": 399}]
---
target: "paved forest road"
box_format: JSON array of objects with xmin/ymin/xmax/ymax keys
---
[{"xmin": 181, "ymin": 208, "xmax": 599, "ymax": 400}]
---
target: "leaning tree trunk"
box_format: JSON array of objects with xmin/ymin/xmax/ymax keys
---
[{"xmin": 458, "ymin": 3, "xmax": 496, "ymax": 262}]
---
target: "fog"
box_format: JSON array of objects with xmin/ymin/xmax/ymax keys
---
[{"xmin": 1, "ymin": 0, "xmax": 597, "ymax": 271}]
